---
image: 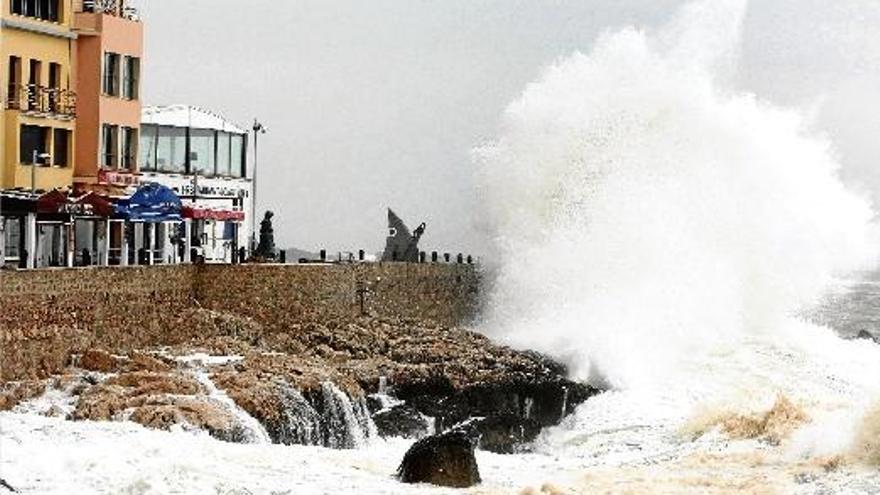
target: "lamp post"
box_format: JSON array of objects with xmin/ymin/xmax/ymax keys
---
[
  {"xmin": 251, "ymin": 119, "xmax": 266, "ymax": 251},
  {"xmin": 30, "ymin": 151, "xmax": 51, "ymax": 194}
]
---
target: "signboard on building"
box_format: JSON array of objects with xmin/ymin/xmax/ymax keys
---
[
  {"xmin": 142, "ymin": 173, "xmax": 251, "ymax": 201},
  {"xmin": 98, "ymin": 169, "xmax": 142, "ymax": 188}
]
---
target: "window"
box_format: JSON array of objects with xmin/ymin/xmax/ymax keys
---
[
  {"xmin": 40, "ymin": 0, "xmax": 58, "ymax": 21},
  {"xmin": 102, "ymin": 52, "xmax": 119, "ymax": 96},
  {"xmin": 155, "ymin": 126, "xmax": 186, "ymax": 173},
  {"xmin": 20, "ymin": 125, "xmax": 47, "ymax": 164},
  {"xmin": 138, "ymin": 124, "xmax": 157, "ymax": 171},
  {"xmin": 53, "ymin": 128, "xmax": 69, "ymax": 167},
  {"xmin": 7, "ymin": 56, "xmax": 21, "ymax": 109},
  {"xmin": 216, "ymin": 132, "xmax": 232, "ymax": 176},
  {"xmin": 28, "ymin": 59, "xmax": 41, "ymax": 86},
  {"xmin": 230, "ymin": 134, "xmax": 245, "ymax": 177},
  {"xmin": 122, "ymin": 56, "xmax": 139, "ymax": 100},
  {"xmin": 27, "ymin": 59, "xmax": 41, "ymax": 111},
  {"xmin": 48, "ymin": 62, "xmax": 60, "ymax": 112},
  {"xmin": 11, "ymin": 0, "xmax": 60, "ymax": 22},
  {"xmin": 121, "ymin": 127, "xmax": 138, "ymax": 170},
  {"xmin": 214, "ymin": 132, "xmax": 246, "ymax": 177},
  {"xmin": 190, "ymin": 129, "xmax": 215, "ymax": 176},
  {"xmin": 101, "ymin": 124, "xmax": 119, "ymax": 168},
  {"xmin": 3, "ymin": 217, "xmax": 22, "ymax": 261}
]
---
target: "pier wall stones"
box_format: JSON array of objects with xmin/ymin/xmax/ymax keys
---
[{"xmin": 0, "ymin": 263, "xmax": 481, "ymax": 381}]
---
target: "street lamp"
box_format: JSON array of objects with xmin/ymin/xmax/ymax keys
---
[
  {"xmin": 251, "ymin": 119, "xmax": 267, "ymax": 251},
  {"xmin": 30, "ymin": 151, "xmax": 51, "ymax": 194}
]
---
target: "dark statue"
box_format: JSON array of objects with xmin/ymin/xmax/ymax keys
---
[
  {"xmin": 255, "ymin": 211, "xmax": 277, "ymax": 259},
  {"xmin": 382, "ymin": 208, "xmax": 426, "ymax": 262}
]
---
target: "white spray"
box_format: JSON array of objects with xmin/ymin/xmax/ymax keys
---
[{"xmin": 476, "ymin": 0, "xmax": 876, "ymax": 391}]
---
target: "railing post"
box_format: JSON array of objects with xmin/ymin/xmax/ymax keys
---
[
  {"xmin": 121, "ymin": 223, "xmax": 130, "ymax": 266},
  {"xmin": 100, "ymin": 218, "xmax": 110, "ymax": 266},
  {"xmin": 25, "ymin": 213, "xmax": 36, "ymax": 269},
  {"xmin": 183, "ymin": 219, "xmax": 192, "ymax": 264}
]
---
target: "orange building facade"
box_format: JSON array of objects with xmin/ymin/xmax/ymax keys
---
[{"xmin": 72, "ymin": 0, "xmax": 142, "ymax": 194}]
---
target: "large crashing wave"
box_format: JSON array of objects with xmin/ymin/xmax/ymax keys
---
[{"xmin": 476, "ymin": 0, "xmax": 876, "ymax": 390}]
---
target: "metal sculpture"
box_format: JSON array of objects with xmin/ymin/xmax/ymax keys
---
[{"xmin": 382, "ymin": 209, "xmax": 425, "ymax": 262}]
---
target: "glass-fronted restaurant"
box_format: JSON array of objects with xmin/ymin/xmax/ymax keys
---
[{"xmin": 138, "ymin": 105, "xmax": 251, "ymax": 264}]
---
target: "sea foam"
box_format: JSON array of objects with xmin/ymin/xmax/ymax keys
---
[{"xmin": 475, "ymin": 0, "xmax": 877, "ymax": 391}]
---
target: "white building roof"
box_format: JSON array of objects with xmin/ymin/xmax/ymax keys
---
[{"xmin": 141, "ymin": 105, "xmax": 248, "ymax": 135}]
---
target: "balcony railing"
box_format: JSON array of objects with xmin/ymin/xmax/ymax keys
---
[
  {"xmin": 7, "ymin": 84, "xmax": 77, "ymax": 119},
  {"xmin": 78, "ymin": 0, "xmax": 139, "ymax": 20}
]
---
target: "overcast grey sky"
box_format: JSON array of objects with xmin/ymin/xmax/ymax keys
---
[{"xmin": 139, "ymin": 0, "xmax": 880, "ymax": 255}]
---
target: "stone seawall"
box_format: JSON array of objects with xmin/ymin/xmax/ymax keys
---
[{"xmin": 0, "ymin": 263, "xmax": 481, "ymax": 382}]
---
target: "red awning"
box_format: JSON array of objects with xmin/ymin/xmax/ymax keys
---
[
  {"xmin": 37, "ymin": 190, "xmax": 114, "ymax": 217},
  {"xmin": 74, "ymin": 192, "xmax": 115, "ymax": 217},
  {"xmin": 182, "ymin": 206, "xmax": 245, "ymax": 222},
  {"xmin": 36, "ymin": 190, "xmax": 70, "ymax": 215}
]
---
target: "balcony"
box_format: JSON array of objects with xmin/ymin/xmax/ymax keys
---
[
  {"xmin": 77, "ymin": 0, "xmax": 140, "ymax": 21},
  {"xmin": 6, "ymin": 84, "xmax": 77, "ymax": 120}
]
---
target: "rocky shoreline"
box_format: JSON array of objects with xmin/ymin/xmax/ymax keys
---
[{"xmin": 1, "ymin": 309, "xmax": 598, "ymax": 458}]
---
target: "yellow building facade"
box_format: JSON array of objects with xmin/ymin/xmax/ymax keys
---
[{"xmin": 0, "ymin": 0, "xmax": 77, "ymax": 192}]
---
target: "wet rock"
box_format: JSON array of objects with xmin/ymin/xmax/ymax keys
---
[
  {"xmin": 105, "ymin": 371, "xmax": 202, "ymax": 396},
  {"xmin": 128, "ymin": 396, "xmax": 249, "ymax": 442},
  {"xmin": 398, "ymin": 426, "xmax": 481, "ymax": 488},
  {"xmin": 473, "ymin": 414, "xmax": 542, "ymax": 454},
  {"xmin": 71, "ymin": 384, "xmax": 130, "ymax": 421},
  {"xmin": 44, "ymin": 405, "xmax": 65, "ymax": 418},
  {"xmin": 79, "ymin": 349, "xmax": 121, "ymax": 373},
  {"xmin": 128, "ymin": 352, "xmax": 173, "ymax": 373},
  {"xmin": 365, "ymin": 394, "xmax": 389, "ymax": 414},
  {"xmin": 6, "ymin": 315, "xmax": 603, "ymax": 454},
  {"xmin": 373, "ymin": 404, "xmax": 431, "ymax": 439},
  {"xmin": 0, "ymin": 380, "xmax": 46, "ymax": 411},
  {"xmin": 72, "ymin": 371, "xmax": 202, "ymax": 422},
  {"xmin": 396, "ymin": 376, "xmax": 598, "ymax": 453}
]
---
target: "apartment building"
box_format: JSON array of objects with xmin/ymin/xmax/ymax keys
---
[
  {"xmin": 72, "ymin": 0, "xmax": 142, "ymax": 195},
  {"xmin": 0, "ymin": 0, "xmax": 78, "ymax": 192},
  {"xmin": 0, "ymin": 0, "xmax": 78, "ymax": 268}
]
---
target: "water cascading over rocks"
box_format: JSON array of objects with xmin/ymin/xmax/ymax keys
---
[
  {"xmin": 318, "ymin": 382, "xmax": 376, "ymax": 449},
  {"xmin": 260, "ymin": 381, "xmax": 376, "ymax": 449},
  {"xmin": 272, "ymin": 381, "xmax": 323, "ymax": 446},
  {"xmin": 194, "ymin": 371, "xmax": 272, "ymax": 444}
]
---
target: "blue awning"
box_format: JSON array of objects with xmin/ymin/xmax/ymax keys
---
[{"xmin": 115, "ymin": 183, "xmax": 182, "ymax": 222}]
